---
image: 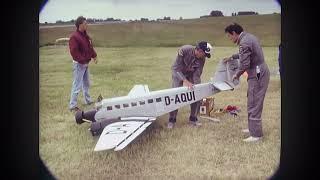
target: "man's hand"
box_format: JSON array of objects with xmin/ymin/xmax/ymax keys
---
[
  {"xmin": 93, "ymin": 57, "xmax": 98, "ymax": 64},
  {"xmin": 183, "ymin": 79, "xmax": 194, "ymax": 90},
  {"xmin": 223, "ymin": 57, "xmax": 232, "ymax": 63}
]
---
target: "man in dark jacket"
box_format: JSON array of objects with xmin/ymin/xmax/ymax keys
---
[
  {"xmin": 167, "ymin": 41, "xmax": 213, "ymax": 129},
  {"xmin": 224, "ymin": 23, "xmax": 270, "ymax": 142},
  {"xmin": 69, "ymin": 16, "xmax": 97, "ymax": 111}
]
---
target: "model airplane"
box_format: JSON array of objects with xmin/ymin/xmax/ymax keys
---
[{"xmin": 74, "ymin": 58, "xmax": 240, "ymax": 151}]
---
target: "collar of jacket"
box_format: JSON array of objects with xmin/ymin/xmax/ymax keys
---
[
  {"xmin": 236, "ymin": 31, "xmax": 246, "ymax": 45},
  {"xmin": 77, "ymin": 30, "xmax": 88, "ymax": 36}
]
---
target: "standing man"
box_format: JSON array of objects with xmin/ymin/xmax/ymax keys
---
[
  {"xmin": 167, "ymin": 41, "xmax": 213, "ymax": 129},
  {"xmin": 69, "ymin": 16, "xmax": 98, "ymax": 111},
  {"xmin": 223, "ymin": 23, "xmax": 270, "ymax": 142}
]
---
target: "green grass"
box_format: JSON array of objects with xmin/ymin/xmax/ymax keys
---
[
  {"xmin": 40, "ymin": 46, "xmax": 280, "ymax": 179},
  {"xmin": 39, "ymin": 14, "xmax": 280, "ymax": 47}
]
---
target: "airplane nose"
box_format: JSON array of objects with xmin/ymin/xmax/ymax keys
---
[
  {"xmin": 75, "ymin": 111, "xmax": 84, "ymax": 124},
  {"xmin": 75, "ymin": 110, "xmax": 97, "ymax": 124}
]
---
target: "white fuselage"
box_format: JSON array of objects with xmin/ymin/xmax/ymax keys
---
[{"xmin": 94, "ymin": 83, "xmax": 220, "ymax": 121}]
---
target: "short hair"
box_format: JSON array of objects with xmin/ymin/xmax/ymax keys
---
[
  {"xmin": 75, "ymin": 16, "xmax": 86, "ymax": 29},
  {"xmin": 224, "ymin": 23, "xmax": 243, "ymax": 34}
]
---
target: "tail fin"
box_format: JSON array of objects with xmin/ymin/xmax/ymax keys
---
[{"xmin": 211, "ymin": 58, "xmax": 240, "ymax": 88}]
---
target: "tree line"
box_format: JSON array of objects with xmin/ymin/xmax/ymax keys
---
[
  {"xmin": 201, "ymin": 10, "xmax": 259, "ymax": 18},
  {"xmin": 41, "ymin": 10, "xmax": 264, "ymax": 25},
  {"xmin": 41, "ymin": 16, "xmax": 179, "ymax": 25}
]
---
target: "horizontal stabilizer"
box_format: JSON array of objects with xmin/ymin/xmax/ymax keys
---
[
  {"xmin": 94, "ymin": 117, "xmax": 155, "ymax": 151},
  {"xmin": 212, "ymin": 81, "xmax": 234, "ymax": 91},
  {"xmin": 211, "ymin": 58, "xmax": 240, "ymax": 87}
]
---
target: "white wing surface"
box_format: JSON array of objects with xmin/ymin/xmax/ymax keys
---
[
  {"xmin": 94, "ymin": 117, "xmax": 155, "ymax": 151},
  {"xmin": 127, "ymin": 85, "xmax": 150, "ymax": 97}
]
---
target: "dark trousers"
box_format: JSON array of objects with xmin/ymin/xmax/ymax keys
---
[
  {"xmin": 169, "ymin": 101, "xmax": 200, "ymax": 122},
  {"xmin": 169, "ymin": 75, "xmax": 200, "ymax": 122}
]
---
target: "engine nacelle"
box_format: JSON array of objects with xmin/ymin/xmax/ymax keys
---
[{"xmin": 90, "ymin": 117, "xmax": 120, "ymax": 136}]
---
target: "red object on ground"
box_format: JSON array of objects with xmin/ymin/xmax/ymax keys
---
[
  {"xmin": 224, "ymin": 105, "xmax": 241, "ymax": 117},
  {"xmin": 225, "ymin": 105, "xmax": 239, "ymax": 111}
]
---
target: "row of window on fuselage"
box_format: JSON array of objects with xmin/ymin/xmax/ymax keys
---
[{"xmin": 106, "ymin": 97, "xmax": 162, "ymax": 111}]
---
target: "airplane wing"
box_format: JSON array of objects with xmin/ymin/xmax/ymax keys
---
[
  {"xmin": 94, "ymin": 117, "xmax": 156, "ymax": 151},
  {"xmin": 127, "ymin": 85, "xmax": 150, "ymax": 97}
]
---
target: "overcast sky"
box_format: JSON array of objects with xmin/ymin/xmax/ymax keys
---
[{"xmin": 39, "ymin": 0, "xmax": 281, "ymax": 23}]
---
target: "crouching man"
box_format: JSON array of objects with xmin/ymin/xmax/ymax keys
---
[{"xmin": 168, "ymin": 41, "xmax": 213, "ymax": 129}]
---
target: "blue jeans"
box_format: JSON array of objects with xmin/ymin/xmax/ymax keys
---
[{"xmin": 69, "ymin": 62, "xmax": 92, "ymax": 109}]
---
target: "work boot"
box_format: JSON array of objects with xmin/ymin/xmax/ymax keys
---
[
  {"xmin": 243, "ymin": 136, "xmax": 262, "ymax": 142},
  {"xmin": 188, "ymin": 121, "xmax": 202, "ymax": 127},
  {"xmin": 241, "ymin": 129, "xmax": 250, "ymax": 133},
  {"xmin": 189, "ymin": 116, "xmax": 202, "ymax": 127},
  {"xmin": 167, "ymin": 118, "xmax": 176, "ymax": 129},
  {"xmin": 167, "ymin": 122, "xmax": 175, "ymax": 129}
]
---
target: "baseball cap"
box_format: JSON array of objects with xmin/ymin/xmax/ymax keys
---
[{"xmin": 196, "ymin": 41, "xmax": 213, "ymax": 58}]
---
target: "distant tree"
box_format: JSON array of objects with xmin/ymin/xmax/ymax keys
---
[
  {"xmin": 179, "ymin": 16, "xmax": 183, "ymax": 20},
  {"xmin": 140, "ymin": 18, "xmax": 149, "ymax": 22},
  {"xmin": 106, "ymin": 18, "xmax": 114, "ymax": 21},
  {"xmin": 45, "ymin": 22, "xmax": 48, "ymax": 24},
  {"xmin": 86, "ymin": 18, "xmax": 94, "ymax": 23},
  {"xmin": 200, "ymin": 15, "xmax": 210, "ymax": 18},
  {"xmin": 56, "ymin": 20, "xmax": 63, "ymax": 24},
  {"xmin": 163, "ymin": 16, "xmax": 171, "ymax": 20},
  {"xmin": 210, "ymin": 10, "xmax": 224, "ymax": 17}
]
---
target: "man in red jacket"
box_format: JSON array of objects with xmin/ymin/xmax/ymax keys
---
[{"xmin": 69, "ymin": 16, "xmax": 97, "ymax": 111}]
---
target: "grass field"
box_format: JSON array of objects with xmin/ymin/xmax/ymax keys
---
[
  {"xmin": 39, "ymin": 14, "xmax": 280, "ymax": 47},
  {"xmin": 40, "ymin": 45, "xmax": 280, "ymax": 179}
]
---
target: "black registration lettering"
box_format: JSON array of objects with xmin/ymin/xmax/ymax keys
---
[
  {"xmin": 192, "ymin": 91, "xmax": 196, "ymax": 101},
  {"xmin": 165, "ymin": 96, "xmax": 171, "ymax": 105},
  {"xmin": 186, "ymin": 92, "xmax": 193, "ymax": 101},
  {"xmin": 164, "ymin": 91, "xmax": 195, "ymax": 106},
  {"xmin": 181, "ymin": 93, "xmax": 187, "ymax": 102},
  {"xmin": 174, "ymin": 94, "xmax": 181, "ymax": 104}
]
